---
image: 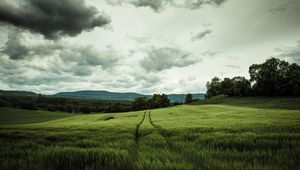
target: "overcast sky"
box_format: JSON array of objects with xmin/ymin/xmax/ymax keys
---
[{"xmin": 0, "ymin": 0, "xmax": 299, "ymax": 94}]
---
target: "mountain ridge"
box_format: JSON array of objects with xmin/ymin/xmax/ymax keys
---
[
  {"xmin": 54, "ymin": 90, "xmax": 205, "ymax": 102},
  {"xmin": 0, "ymin": 90, "xmax": 205, "ymax": 103}
]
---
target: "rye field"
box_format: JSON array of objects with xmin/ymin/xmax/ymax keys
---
[{"xmin": 0, "ymin": 97, "xmax": 300, "ymax": 170}]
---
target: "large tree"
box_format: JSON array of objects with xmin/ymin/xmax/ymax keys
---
[
  {"xmin": 249, "ymin": 58, "xmax": 291, "ymax": 96},
  {"xmin": 185, "ymin": 94, "xmax": 193, "ymax": 103}
]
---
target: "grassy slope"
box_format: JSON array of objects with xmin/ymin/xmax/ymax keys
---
[
  {"xmin": 0, "ymin": 107, "xmax": 76, "ymax": 125},
  {"xmin": 192, "ymin": 96, "xmax": 300, "ymax": 110},
  {"xmin": 1, "ymin": 97, "xmax": 300, "ymax": 170}
]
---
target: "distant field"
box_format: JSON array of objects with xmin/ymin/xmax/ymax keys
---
[
  {"xmin": 193, "ymin": 96, "xmax": 300, "ymax": 110},
  {"xmin": 0, "ymin": 107, "xmax": 75, "ymax": 125},
  {"xmin": 0, "ymin": 97, "xmax": 300, "ymax": 170}
]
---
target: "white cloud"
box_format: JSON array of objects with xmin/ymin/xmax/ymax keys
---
[{"xmin": 0, "ymin": 0, "xmax": 300, "ymax": 94}]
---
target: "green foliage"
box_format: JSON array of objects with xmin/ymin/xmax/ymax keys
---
[
  {"xmin": 20, "ymin": 101, "xmax": 38, "ymax": 110},
  {"xmin": 79, "ymin": 106, "xmax": 91, "ymax": 114},
  {"xmin": 206, "ymin": 58, "xmax": 300, "ymax": 98},
  {"xmin": 185, "ymin": 94, "xmax": 193, "ymax": 103},
  {"xmin": 132, "ymin": 97, "xmax": 149, "ymax": 111},
  {"xmin": 132, "ymin": 94, "xmax": 170, "ymax": 110},
  {"xmin": 249, "ymin": 58, "xmax": 300, "ymax": 96},
  {"xmin": 206, "ymin": 76, "xmax": 251, "ymax": 98},
  {"xmin": 0, "ymin": 95, "xmax": 133, "ymax": 113},
  {"xmin": 149, "ymin": 94, "xmax": 170, "ymax": 108}
]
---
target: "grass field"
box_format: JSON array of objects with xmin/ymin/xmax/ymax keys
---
[{"xmin": 0, "ymin": 97, "xmax": 300, "ymax": 170}]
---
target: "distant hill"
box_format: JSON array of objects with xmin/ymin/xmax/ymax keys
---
[
  {"xmin": 168, "ymin": 93, "xmax": 205, "ymax": 102},
  {"xmin": 54, "ymin": 90, "xmax": 205, "ymax": 103},
  {"xmin": 0, "ymin": 90, "xmax": 38, "ymax": 96},
  {"xmin": 54, "ymin": 90, "xmax": 147, "ymax": 101},
  {"xmin": 0, "ymin": 90, "xmax": 205, "ymax": 103}
]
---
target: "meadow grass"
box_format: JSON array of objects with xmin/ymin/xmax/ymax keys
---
[{"xmin": 0, "ymin": 97, "xmax": 300, "ymax": 170}]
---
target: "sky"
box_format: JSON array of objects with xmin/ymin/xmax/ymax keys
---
[{"xmin": 0, "ymin": 0, "xmax": 299, "ymax": 95}]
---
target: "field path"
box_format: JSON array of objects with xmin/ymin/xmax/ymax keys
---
[
  {"xmin": 148, "ymin": 110, "xmax": 176, "ymax": 148},
  {"xmin": 148, "ymin": 110, "xmax": 206, "ymax": 169},
  {"xmin": 128, "ymin": 111, "xmax": 147, "ymax": 168}
]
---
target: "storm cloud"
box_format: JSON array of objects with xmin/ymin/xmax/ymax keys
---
[
  {"xmin": 0, "ymin": 31, "xmax": 28, "ymax": 60},
  {"xmin": 0, "ymin": 31, "xmax": 121, "ymax": 74},
  {"xmin": 191, "ymin": 29, "xmax": 212, "ymax": 41},
  {"xmin": 106, "ymin": 0, "xmax": 227, "ymax": 12},
  {"xmin": 1, "ymin": 0, "xmax": 300, "ymax": 95},
  {"xmin": 140, "ymin": 47, "xmax": 201, "ymax": 72},
  {"xmin": 0, "ymin": 0, "xmax": 110, "ymax": 39}
]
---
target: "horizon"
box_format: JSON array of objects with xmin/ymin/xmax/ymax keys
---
[
  {"xmin": 0, "ymin": 89, "xmax": 206, "ymax": 96},
  {"xmin": 0, "ymin": 0, "xmax": 299, "ymax": 94}
]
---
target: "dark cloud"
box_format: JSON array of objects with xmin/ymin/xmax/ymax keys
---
[
  {"xmin": 276, "ymin": 41, "xmax": 300, "ymax": 64},
  {"xmin": 0, "ymin": 31, "xmax": 121, "ymax": 70},
  {"xmin": 0, "ymin": 31, "xmax": 28, "ymax": 60},
  {"xmin": 132, "ymin": 0, "xmax": 170, "ymax": 12},
  {"xmin": 191, "ymin": 29, "xmax": 212, "ymax": 41},
  {"xmin": 106, "ymin": 0, "xmax": 227, "ymax": 12},
  {"xmin": 59, "ymin": 46, "xmax": 121, "ymax": 69},
  {"xmin": 0, "ymin": 0, "xmax": 110, "ymax": 39},
  {"xmin": 140, "ymin": 47, "xmax": 200, "ymax": 72},
  {"xmin": 182, "ymin": 0, "xmax": 227, "ymax": 9},
  {"xmin": 0, "ymin": 30, "xmax": 64, "ymax": 60}
]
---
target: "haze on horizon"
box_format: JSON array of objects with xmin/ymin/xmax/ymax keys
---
[{"xmin": 0, "ymin": 0, "xmax": 299, "ymax": 95}]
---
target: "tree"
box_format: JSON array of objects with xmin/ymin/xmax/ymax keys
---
[
  {"xmin": 286, "ymin": 63, "xmax": 300, "ymax": 96},
  {"xmin": 206, "ymin": 76, "xmax": 251, "ymax": 97},
  {"xmin": 205, "ymin": 77, "xmax": 222, "ymax": 98},
  {"xmin": 66, "ymin": 105, "xmax": 73, "ymax": 113},
  {"xmin": 249, "ymin": 57, "xmax": 291, "ymax": 96},
  {"xmin": 231, "ymin": 76, "xmax": 251, "ymax": 96},
  {"xmin": 220, "ymin": 78, "xmax": 234, "ymax": 96},
  {"xmin": 149, "ymin": 94, "xmax": 170, "ymax": 108},
  {"xmin": 79, "ymin": 106, "xmax": 91, "ymax": 114},
  {"xmin": 185, "ymin": 94, "xmax": 193, "ymax": 103},
  {"xmin": 20, "ymin": 102, "xmax": 37, "ymax": 110},
  {"xmin": 132, "ymin": 97, "xmax": 149, "ymax": 110},
  {"xmin": 161, "ymin": 94, "xmax": 170, "ymax": 107}
]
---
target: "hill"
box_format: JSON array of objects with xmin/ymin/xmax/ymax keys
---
[
  {"xmin": 54, "ymin": 90, "xmax": 146, "ymax": 101},
  {"xmin": 0, "ymin": 97, "xmax": 299, "ymax": 169},
  {"xmin": 0, "ymin": 89, "xmax": 205, "ymax": 103},
  {"xmin": 192, "ymin": 96, "xmax": 300, "ymax": 110},
  {"xmin": 0, "ymin": 90, "xmax": 37, "ymax": 96},
  {"xmin": 54, "ymin": 90, "xmax": 205, "ymax": 102}
]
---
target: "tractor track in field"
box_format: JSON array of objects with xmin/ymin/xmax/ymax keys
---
[
  {"xmin": 148, "ymin": 111, "xmax": 203, "ymax": 169},
  {"xmin": 130, "ymin": 110, "xmax": 203, "ymax": 169},
  {"xmin": 128, "ymin": 111, "xmax": 147, "ymax": 168},
  {"xmin": 148, "ymin": 111, "xmax": 176, "ymax": 148},
  {"xmin": 135, "ymin": 111, "xmax": 147, "ymax": 143}
]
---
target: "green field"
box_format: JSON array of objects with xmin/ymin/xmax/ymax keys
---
[{"xmin": 1, "ymin": 97, "xmax": 300, "ymax": 170}]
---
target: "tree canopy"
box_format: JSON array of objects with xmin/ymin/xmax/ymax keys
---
[{"xmin": 206, "ymin": 58, "xmax": 300, "ymax": 98}]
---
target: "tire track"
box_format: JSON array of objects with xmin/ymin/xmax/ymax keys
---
[
  {"xmin": 148, "ymin": 111, "xmax": 204, "ymax": 169},
  {"xmin": 128, "ymin": 111, "xmax": 147, "ymax": 169},
  {"xmin": 148, "ymin": 111, "xmax": 176, "ymax": 148},
  {"xmin": 135, "ymin": 111, "xmax": 147, "ymax": 143}
]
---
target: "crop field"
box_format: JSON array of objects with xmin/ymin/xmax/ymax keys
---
[{"xmin": 0, "ymin": 97, "xmax": 300, "ymax": 170}]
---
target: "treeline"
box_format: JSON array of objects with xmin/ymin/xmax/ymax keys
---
[
  {"xmin": 206, "ymin": 58, "xmax": 300, "ymax": 98},
  {"xmin": 132, "ymin": 94, "xmax": 182, "ymax": 110},
  {"xmin": 0, "ymin": 95, "xmax": 133, "ymax": 113},
  {"xmin": 0, "ymin": 93, "xmax": 181, "ymax": 113}
]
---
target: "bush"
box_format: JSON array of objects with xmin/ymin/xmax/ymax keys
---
[
  {"xmin": 20, "ymin": 102, "xmax": 38, "ymax": 110},
  {"xmin": 79, "ymin": 106, "xmax": 91, "ymax": 114}
]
